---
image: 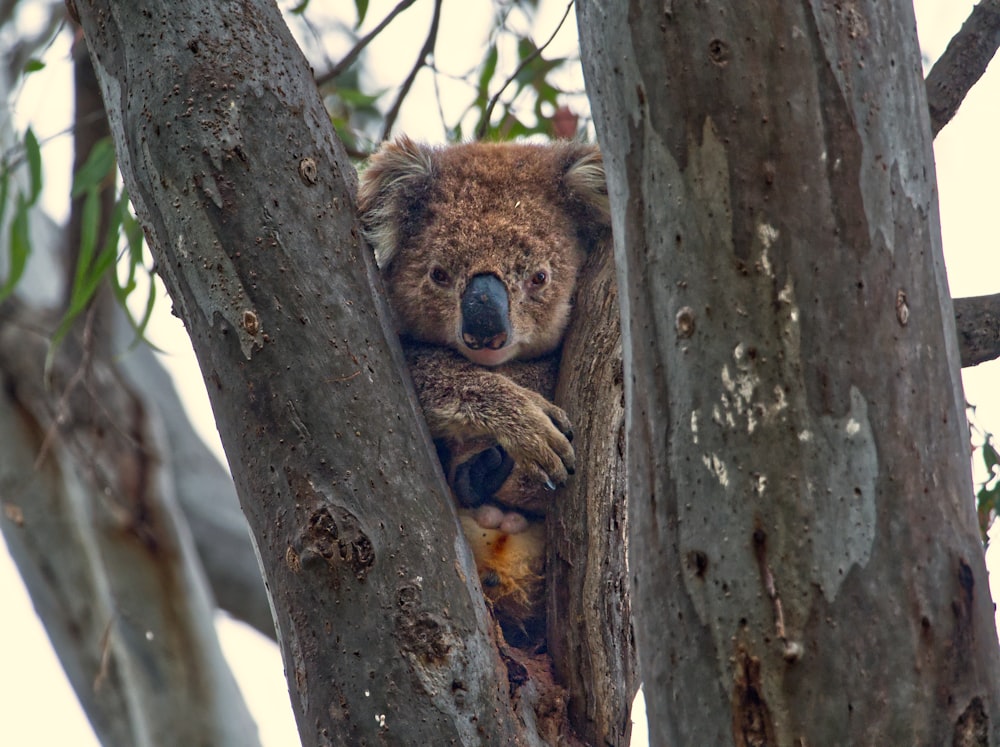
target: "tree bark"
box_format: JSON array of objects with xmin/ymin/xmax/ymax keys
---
[
  {"xmin": 550, "ymin": 243, "xmax": 635, "ymax": 745},
  {"xmin": 580, "ymin": 1, "xmax": 1000, "ymax": 744},
  {"xmin": 955, "ymin": 293, "xmax": 1000, "ymax": 367},
  {"xmin": 925, "ymin": 0, "xmax": 1000, "ymax": 137},
  {"xmin": 75, "ymin": 1, "xmax": 532, "ymax": 744}
]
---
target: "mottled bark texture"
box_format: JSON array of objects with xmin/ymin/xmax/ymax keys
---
[
  {"xmin": 74, "ymin": 2, "xmax": 532, "ymax": 744},
  {"xmin": 580, "ymin": 1, "xmax": 1000, "ymax": 744}
]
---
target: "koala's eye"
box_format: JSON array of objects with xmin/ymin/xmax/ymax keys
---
[
  {"xmin": 529, "ymin": 270, "xmax": 549, "ymax": 288},
  {"xmin": 429, "ymin": 266, "xmax": 452, "ymax": 286}
]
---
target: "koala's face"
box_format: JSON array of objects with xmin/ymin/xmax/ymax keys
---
[{"xmin": 358, "ymin": 139, "xmax": 609, "ymax": 366}]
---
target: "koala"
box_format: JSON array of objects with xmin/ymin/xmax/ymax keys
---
[{"xmin": 357, "ymin": 137, "xmax": 608, "ymax": 642}]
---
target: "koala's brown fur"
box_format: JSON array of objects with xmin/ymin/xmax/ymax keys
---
[{"xmin": 358, "ymin": 137, "xmax": 608, "ymax": 643}]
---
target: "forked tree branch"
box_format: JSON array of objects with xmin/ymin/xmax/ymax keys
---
[{"xmin": 315, "ymin": 0, "xmax": 418, "ymax": 87}]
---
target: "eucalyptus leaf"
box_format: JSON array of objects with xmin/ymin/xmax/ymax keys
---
[{"xmin": 71, "ymin": 138, "xmax": 116, "ymax": 198}]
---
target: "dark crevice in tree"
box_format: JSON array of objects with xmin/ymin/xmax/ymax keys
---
[{"xmin": 925, "ymin": 0, "xmax": 1000, "ymax": 137}]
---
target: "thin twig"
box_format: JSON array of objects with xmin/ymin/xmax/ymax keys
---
[
  {"xmin": 430, "ymin": 61, "xmax": 450, "ymax": 135},
  {"xmin": 475, "ymin": 0, "xmax": 574, "ymax": 140},
  {"xmin": 925, "ymin": 0, "xmax": 1000, "ymax": 138},
  {"xmin": 316, "ymin": 0, "xmax": 420, "ymax": 87},
  {"xmin": 381, "ymin": 0, "xmax": 443, "ymax": 141}
]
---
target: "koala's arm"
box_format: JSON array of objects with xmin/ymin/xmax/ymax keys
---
[{"xmin": 404, "ymin": 343, "xmax": 574, "ymax": 487}]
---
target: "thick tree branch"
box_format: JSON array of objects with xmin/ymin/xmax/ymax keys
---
[
  {"xmin": 926, "ymin": 0, "xmax": 1000, "ymax": 137},
  {"xmin": 582, "ymin": 0, "xmax": 1000, "ymax": 741},
  {"xmin": 955, "ymin": 293, "xmax": 1000, "ymax": 367},
  {"xmin": 550, "ymin": 245, "xmax": 635, "ymax": 744}
]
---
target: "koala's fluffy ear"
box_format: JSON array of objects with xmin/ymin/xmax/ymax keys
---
[
  {"xmin": 357, "ymin": 136, "xmax": 435, "ymax": 269},
  {"xmin": 560, "ymin": 144, "xmax": 611, "ymax": 252}
]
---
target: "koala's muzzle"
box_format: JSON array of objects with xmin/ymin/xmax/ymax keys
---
[{"xmin": 461, "ymin": 274, "xmax": 510, "ymax": 350}]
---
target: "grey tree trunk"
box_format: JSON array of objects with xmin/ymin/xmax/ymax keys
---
[
  {"xmin": 579, "ymin": 1, "xmax": 1000, "ymax": 744},
  {"xmin": 74, "ymin": 1, "xmax": 539, "ymax": 744}
]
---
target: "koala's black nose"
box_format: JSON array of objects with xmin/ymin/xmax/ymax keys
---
[{"xmin": 461, "ymin": 274, "xmax": 510, "ymax": 350}]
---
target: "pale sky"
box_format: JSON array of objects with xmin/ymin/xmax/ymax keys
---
[{"xmin": 2, "ymin": 2, "xmax": 999, "ymax": 745}]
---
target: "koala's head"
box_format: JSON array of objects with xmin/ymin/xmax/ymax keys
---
[{"xmin": 358, "ymin": 137, "xmax": 609, "ymax": 366}]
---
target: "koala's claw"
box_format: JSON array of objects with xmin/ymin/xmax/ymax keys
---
[{"xmin": 543, "ymin": 402, "xmax": 573, "ymax": 440}]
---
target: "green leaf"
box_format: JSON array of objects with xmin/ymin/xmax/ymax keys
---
[
  {"xmin": 24, "ymin": 127, "xmax": 43, "ymax": 205},
  {"xmin": 336, "ymin": 87, "xmax": 384, "ymax": 108},
  {"xmin": 0, "ymin": 162, "xmax": 10, "ymax": 237},
  {"xmin": 23, "ymin": 58, "xmax": 46, "ymax": 74},
  {"xmin": 517, "ymin": 37, "xmax": 539, "ymax": 62},
  {"xmin": 354, "ymin": 0, "xmax": 369, "ymax": 27},
  {"xmin": 122, "ymin": 220, "xmax": 144, "ymax": 268},
  {"xmin": 0, "ymin": 195, "xmax": 31, "ymax": 302},
  {"xmin": 983, "ymin": 438, "xmax": 999, "ymax": 471},
  {"xmin": 289, "ymin": 0, "xmax": 309, "ymax": 13},
  {"xmin": 75, "ymin": 187, "xmax": 101, "ymax": 288},
  {"xmin": 123, "ymin": 274, "xmax": 159, "ymax": 350},
  {"xmin": 71, "ymin": 138, "xmax": 116, "ymax": 198},
  {"xmin": 52, "ymin": 239, "xmax": 119, "ymax": 351}
]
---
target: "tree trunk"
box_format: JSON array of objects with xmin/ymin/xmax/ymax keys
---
[
  {"xmin": 550, "ymin": 243, "xmax": 635, "ymax": 745},
  {"xmin": 74, "ymin": 1, "xmax": 535, "ymax": 744},
  {"xmin": 580, "ymin": 1, "xmax": 1000, "ymax": 744}
]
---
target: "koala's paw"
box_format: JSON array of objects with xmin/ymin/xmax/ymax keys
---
[
  {"xmin": 453, "ymin": 445, "xmax": 515, "ymax": 508},
  {"xmin": 501, "ymin": 393, "xmax": 575, "ymax": 489},
  {"xmin": 470, "ymin": 504, "xmax": 533, "ymax": 534}
]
